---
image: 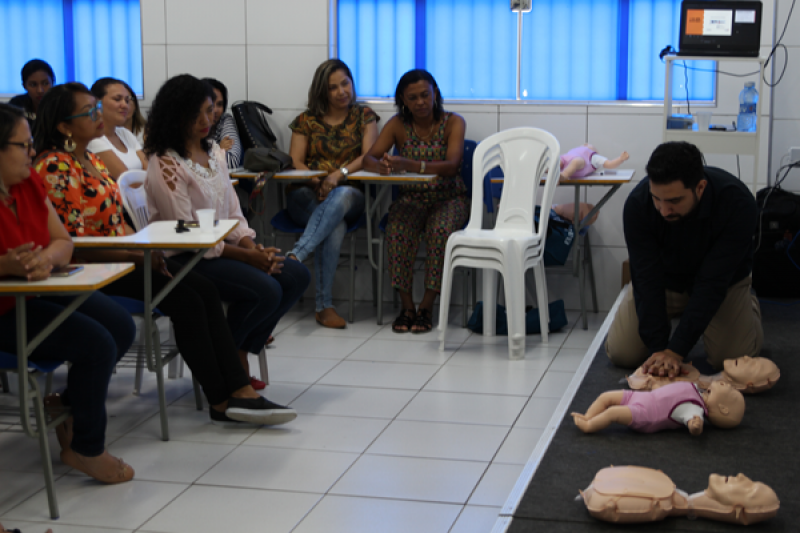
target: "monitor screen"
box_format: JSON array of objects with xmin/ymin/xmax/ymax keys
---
[
  {"xmin": 686, "ymin": 9, "xmax": 734, "ymax": 36},
  {"xmin": 678, "ymin": 1, "xmax": 762, "ymax": 57}
]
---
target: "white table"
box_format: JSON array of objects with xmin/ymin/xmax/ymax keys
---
[
  {"xmin": 72, "ymin": 220, "xmax": 238, "ymax": 440},
  {"xmin": 0, "ymin": 262, "xmax": 135, "ymax": 518},
  {"xmin": 348, "ymin": 171, "xmax": 437, "ymax": 270},
  {"xmin": 229, "ymin": 169, "xmax": 328, "ymax": 245}
]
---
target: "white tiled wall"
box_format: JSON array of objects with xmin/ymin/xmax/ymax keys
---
[{"xmin": 141, "ymin": 1, "xmax": 798, "ymax": 310}]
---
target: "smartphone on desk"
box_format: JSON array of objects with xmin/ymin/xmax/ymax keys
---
[
  {"xmin": 50, "ymin": 265, "xmax": 84, "ymax": 277},
  {"xmin": 179, "ymin": 220, "xmax": 219, "ymax": 229}
]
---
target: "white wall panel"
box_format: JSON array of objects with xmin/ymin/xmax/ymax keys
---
[
  {"xmin": 248, "ymin": 46, "xmax": 328, "ymax": 110},
  {"xmin": 141, "ymin": 0, "xmax": 166, "ymax": 45},
  {"xmin": 166, "ymin": 0, "xmax": 246, "ymax": 45},
  {"xmin": 246, "ymin": 0, "xmax": 328, "ymax": 45},
  {"xmin": 142, "ymin": 45, "xmax": 167, "ymax": 106},
  {"xmin": 166, "ymin": 46, "xmax": 248, "ymax": 106}
]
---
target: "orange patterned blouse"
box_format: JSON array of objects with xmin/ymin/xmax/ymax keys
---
[{"xmin": 34, "ymin": 150, "xmax": 127, "ymax": 237}]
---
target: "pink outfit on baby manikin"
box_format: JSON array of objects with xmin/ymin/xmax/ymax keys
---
[
  {"xmin": 621, "ymin": 382, "xmax": 708, "ymax": 433},
  {"xmin": 560, "ymin": 145, "xmax": 598, "ymax": 178}
]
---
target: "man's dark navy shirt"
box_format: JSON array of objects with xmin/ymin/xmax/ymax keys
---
[{"xmin": 624, "ymin": 166, "xmax": 757, "ymax": 357}]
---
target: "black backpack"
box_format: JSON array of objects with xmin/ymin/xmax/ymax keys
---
[
  {"xmin": 231, "ymin": 100, "xmax": 292, "ymax": 171},
  {"xmin": 752, "ymin": 187, "xmax": 800, "ymax": 297}
]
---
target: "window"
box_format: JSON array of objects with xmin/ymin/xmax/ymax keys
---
[
  {"xmin": 337, "ymin": 0, "xmax": 714, "ymax": 102},
  {"xmin": 0, "ymin": 0, "xmax": 143, "ymax": 96}
]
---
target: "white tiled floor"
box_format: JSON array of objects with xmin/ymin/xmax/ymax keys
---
[{"xmin": 0, "ymin": 301, "xmax": 606, "ymax": 533}]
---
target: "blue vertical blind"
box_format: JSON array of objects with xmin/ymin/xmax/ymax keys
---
[
  {"xmin": 627, "ymin": 0, "xmax": 714, "ymax": 101},
  {"xmin": 0, "ymin": 0, "xmax": 67, "ymax": 94},
  {"xmin": 338, "ymin": 0, "xmax": 714, "ymax": 102},
  {"xmin": 0, "ymin": 0, "xmax": 143, "ymax": 96}
]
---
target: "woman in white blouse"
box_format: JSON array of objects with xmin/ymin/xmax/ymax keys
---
[
  {"xmin": 144, "ymin": 74, "xmax": 310, "ymax": 388},
  {"xmin": 88, "ymin": 78, "xmax": 147, "ymax": 178}
]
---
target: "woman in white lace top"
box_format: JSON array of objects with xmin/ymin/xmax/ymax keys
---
[{"xmin": 144, "ymin": 75, "xmax": 310, "ymax": 389}]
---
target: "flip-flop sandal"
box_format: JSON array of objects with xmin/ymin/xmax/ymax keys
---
[
  {"xmin": 411, "ymin": 308, "xmax": 433, "ymax": 334},
  {"xmin": 392, "ymin": 308, "xmax": 416, "ymax": 333}
]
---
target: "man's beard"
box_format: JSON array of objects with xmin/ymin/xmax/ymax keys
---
[{"xmin": 663, "ymin": 191, "xmax": 699, "ymax": 223}]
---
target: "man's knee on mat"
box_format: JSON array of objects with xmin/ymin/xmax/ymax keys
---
[
  {"xmin": 605, "ymin": 337, "xmax": 649, "ymax": 369},
  {"xmin": 705, "ymin": 335, "xmax": 763, "ymax": 371}
]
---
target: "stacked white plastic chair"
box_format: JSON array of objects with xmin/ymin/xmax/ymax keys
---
[{"xmin": 438, "ymin": 127, "xmax": 561, "ymax": 359}]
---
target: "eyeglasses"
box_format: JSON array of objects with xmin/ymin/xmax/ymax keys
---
[
  {"xmin": 65, "ymin": 101, "xmax": 103, "ymax": 121},
  {"xmin": 6, "ymin": 138, "xmax": 34, "ymax": 151}
]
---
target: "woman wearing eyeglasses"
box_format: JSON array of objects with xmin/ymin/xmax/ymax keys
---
[
  {"xmin": 0, "ymin": 102, "xmax": 136, "ymax": 484},
  {"xmin": 88, "ymin": 77, "xmax": 148, "ymax": 179},
  {"xmin": 34, "ymin": 83, "xmax": 297, "ymax": 426}
]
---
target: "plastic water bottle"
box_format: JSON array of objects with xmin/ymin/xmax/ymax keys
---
[{"xmin": 737, "ymin": 82, "xmax": 758, "ymax": 132}]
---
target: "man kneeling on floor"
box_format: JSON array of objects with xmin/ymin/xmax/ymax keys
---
[{"xmin": 606, "ymin": 141, "xmax": 763, "ymax": 376}]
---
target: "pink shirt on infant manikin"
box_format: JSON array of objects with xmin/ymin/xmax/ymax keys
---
[
  {"xmin": 560, "ymin": 146, "xmax": 607, "ymax": 178},
  {"xmin": 621, "ymin": 381, "xmax": 708, "ymax": 433}
]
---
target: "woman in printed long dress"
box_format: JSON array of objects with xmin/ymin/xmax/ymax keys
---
[{"xmin": 363, "ymin": 69, "xmax": 468, "ymax": 334}]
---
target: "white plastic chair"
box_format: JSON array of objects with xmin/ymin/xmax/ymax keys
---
[
  {"xmin": 118, "ymin": 170, "xmax": 149, "ymax": 230},
  {"xmin": 438, "ymin": 128, "xmax": 561, "ymax": 359}
]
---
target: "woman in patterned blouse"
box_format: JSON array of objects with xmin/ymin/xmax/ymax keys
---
[
  {"xmin": 286, "ymin": 59, "xmax": 378, "ymax": 329},
  {"xmin": 363, "ymin": 69, "xmax": 468, "ymax": 334},
  {"xmin": 144, "ymin": 74, "xmax": 310, "ymax": 392},
  {"xmin": 34, "ymin": 82, "xmax": 297, "ymax": 426}
]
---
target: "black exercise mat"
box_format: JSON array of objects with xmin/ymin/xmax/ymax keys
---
[{"xmin": 509, "ymin": 302, "xmax": 799, "ymax": 532}]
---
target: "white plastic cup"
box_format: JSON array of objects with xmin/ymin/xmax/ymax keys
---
[
  {"xmin": 197, "ymin": 209, "xmax": 216, "ymax": 233},
  {"xmin": 694, "ymin": 111, "xmax": 712, "ymax": 131}
]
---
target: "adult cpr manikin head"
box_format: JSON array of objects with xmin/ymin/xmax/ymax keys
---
[
  {"xmin": 722, "ymin": 356, "xmax": 780, "ymax": 393},
  {"xmin": 689, "ymin": 473, "xmax": 780, "ymax": 525}
]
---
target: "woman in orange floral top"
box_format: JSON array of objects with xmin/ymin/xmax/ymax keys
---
[
  {"xmin": 286, "ymin": 59, "xmax": 378, "ymax": 329},
  {"xmin": 33, "ymin": 82, "xmax": 298, "ymax": 426}
]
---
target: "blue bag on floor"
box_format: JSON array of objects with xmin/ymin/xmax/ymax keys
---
[
  {"xmin": 466, "ymin": 300, "xmax": 568, "ymax": 335},
  {"xmin": 535, "ymin": 207, "xmax": 575, "ymax": 266}
]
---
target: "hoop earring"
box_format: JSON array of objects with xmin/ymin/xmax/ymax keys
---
[{"xmin": 64, "ymin": 132, "xmax": 76, "ymax": 153}]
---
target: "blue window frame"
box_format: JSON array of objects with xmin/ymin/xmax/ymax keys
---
[
  {"xmin": 0, "ymin": 0, "xmax": 143, "ymax": 96},
  {"xmin": 337, "ymin": 0, "xmax": 714, "ymax": 102}
]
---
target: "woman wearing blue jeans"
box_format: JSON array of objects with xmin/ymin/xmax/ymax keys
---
[{"xmin": 287, "ymin": 59, "xmax": 378, "ymax": 328}]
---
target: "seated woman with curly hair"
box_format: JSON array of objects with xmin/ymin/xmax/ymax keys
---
[
  {"xmin": 34, "ymin": 82, "xmax": 295, "ymax": 425},
  {"xmin": 144, "ymin": 74, "xmax": 310, "ymax": 387}
]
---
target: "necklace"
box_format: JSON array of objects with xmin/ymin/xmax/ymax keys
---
[{"xmin": 412, "ymin": 119, "xmax": 437, "ymax": 140}]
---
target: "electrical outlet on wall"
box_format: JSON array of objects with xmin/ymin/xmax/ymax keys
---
[{"xmin": 791, "ymin": 147, "xmax": 800, "ymax": 164}]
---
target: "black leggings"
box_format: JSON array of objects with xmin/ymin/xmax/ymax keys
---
[
  {"xmin": 0, "ymin": 293, "xmax": 135, "ymax": 456},
  {"xmin": 100, "ymin": 258, "xmax": 250, "ymax": 405}
]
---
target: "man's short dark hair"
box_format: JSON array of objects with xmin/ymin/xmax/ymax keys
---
[{"xmin": 646, "ymin": 141, "xmax": 705, "ymax": 189}]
